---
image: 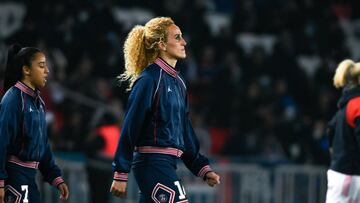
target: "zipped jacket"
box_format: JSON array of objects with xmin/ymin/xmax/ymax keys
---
[
  {"xmin": 0, "ymin": 81, "xmax": 64, "ymax": 188},
  {"xmin": 112, "ymin": 58, "xmax": 212, "ymax": 181},
  {"xmin": 328, "ymin": 86, "xmax": 360, "ymax": 175}
]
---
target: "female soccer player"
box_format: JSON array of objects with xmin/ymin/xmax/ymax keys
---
[
  {"xmin": 110, "ymin": 17, "xmax": 220, "ymax": 202},
  {"xmin": 326, "ymin": 59, "xmax": 360, "ymax": 202},
  {"xmin": 0, "ymin": 44, "xmax": 69, "ymax": 202}
]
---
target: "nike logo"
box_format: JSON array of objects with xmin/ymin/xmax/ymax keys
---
[{"xmin": 167, "ymin": 86, "xmax": 172, "ymax": 92}]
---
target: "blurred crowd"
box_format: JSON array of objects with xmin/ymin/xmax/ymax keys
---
[{"xmin": 1, "ymin": 0, "xmax": 360, "ymax": 166}]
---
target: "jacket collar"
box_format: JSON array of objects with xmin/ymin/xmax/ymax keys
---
[
  {"xmin": 155, "ymin": 58, "xmax": 178, "ymax": 78},
  {"xmin": 338, "ymin": 86, "xmax": 360, "ymax": 108},
  {"xmin": 15, "ymin": 81, "xmax": 40, "ymax": 98}
]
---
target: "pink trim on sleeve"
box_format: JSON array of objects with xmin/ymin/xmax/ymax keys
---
[
  {"xmin": 114, "ymin": 172, "xmax": 128, "ymax": 181},
  {"xmin": 197, "ymin": 165, "xmax": 212, "ymax": 179}
]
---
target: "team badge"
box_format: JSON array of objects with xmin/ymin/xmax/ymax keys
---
[
  {"xmin": 6, "ymin": 196, "xmax": 15, "ymax": 203},
  {"xmin": 151, "ymin": 183, "xmax": 175, "ymax": 203},
  {"xmin": 158, "ymin": 193, "xmax": 168, "ymax": 202},
  {"xmin": 4, "ymin": 185, "xmax": 21, "ymax": 203}
]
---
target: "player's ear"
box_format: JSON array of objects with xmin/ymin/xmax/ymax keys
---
[
  {"xmin": 23, "ymin": 65, "xmax": 31, "ymax": 76},
  {"xmin": 159, "ymin": 41, "xmax": 167, "ymax": 52}
]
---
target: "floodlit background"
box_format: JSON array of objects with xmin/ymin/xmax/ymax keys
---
[{"xmin": 1, "ymin": 0, "xmax": 360, "ymax": 202}]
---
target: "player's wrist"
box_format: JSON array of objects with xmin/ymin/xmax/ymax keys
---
[
  {"xmin": 197, "ymin": 165, "xmax": 213, "ymax": 180},
  {"xmin": 113, "ymin": 172, "xmax": 128, "ymax": 181},
  {"xmin": 51, "ymin": 176, "xmax": 65, "ymax": 187}
]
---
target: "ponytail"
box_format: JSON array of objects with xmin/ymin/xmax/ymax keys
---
[
  {"xmin": 119, "ymin": 26, "xmax": 148, "ymax": 89},
  {"xmin": 4, "ymin": 44, "xmax": 23, "ymax": 92}
]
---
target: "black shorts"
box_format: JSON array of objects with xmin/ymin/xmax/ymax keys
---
[
  {"xmin": 133, "ymin": 153, "xmax": 189, "ymax": 203},
  {"xmin": 4, "ymin": 162, "xmax": 41, "ymax": 203}
]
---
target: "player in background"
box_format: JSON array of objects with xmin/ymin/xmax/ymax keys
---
[
  {"xmin": 0, "ymin": 44, "xmax": 69, "ymax": 202},
  {"xmin": 326, "ymin": 59, "xmax": 360, "ymax": 203}
]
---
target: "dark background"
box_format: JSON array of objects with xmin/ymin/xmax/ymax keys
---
[{"xmin": 1, "ymin": 0, "xmax": 359, "ymax": 167}]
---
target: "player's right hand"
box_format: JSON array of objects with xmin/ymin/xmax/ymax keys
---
[
  {"xmin": 110, "ymin": 180, "xmax": 127, "ymax": 198},
  {"xmin": 0, "ymin": 188, "xmax": 4, "ymax": 203},
  {"xmin": 205, "ymin": 171, "xmax": 221, "ymax": 187},
  {"xmin": 57, "ymin": 182, "xmax": 69, "ymax": 201}
]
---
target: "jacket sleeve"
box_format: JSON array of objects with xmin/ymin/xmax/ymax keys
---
[
  {"xmin": 38, "ymin": 142, "xmax": 64, "ymax": 187},
  {"xmin": 181, "ymin": 94, "xmax": 213, "ymax": 180},
  {"xmin": 0, "ymin": 91, "xmax": 21, "ymax": 188},
  {"xmin": 112, "ymin": 74, "xmax": 156, "ymax": 181}
]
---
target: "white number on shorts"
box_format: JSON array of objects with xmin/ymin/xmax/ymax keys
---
[
  {"xmin": 21, "ymin": 185, "xmax": 29, "ymax": 203},
  {"xmin": 174, "ymin": 181, "xmax": 186, "ymax": 200}
]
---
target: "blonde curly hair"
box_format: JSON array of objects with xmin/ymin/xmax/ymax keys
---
[
  {"xmin": 333, "ymin": 59, "xmax": 360, "ymax": 89},
  {"xmin": 119, "ymin": 17, "xmax": 175, "ymax": 89}
]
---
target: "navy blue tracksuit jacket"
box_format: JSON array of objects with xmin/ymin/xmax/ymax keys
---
[
  {"xmin": 112, "ymin": 58, "xmax": 212, "ymax": 182},
  {"xmin": 0, "ymin": 82, "xmax": 64, "ymax": 189}
]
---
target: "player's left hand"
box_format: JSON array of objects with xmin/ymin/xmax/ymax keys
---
[
  {"xmin": 57, "ymin": 182, "xmax": 69, "ymax": 201},
  {"xmin": 110, "ymin": 180, "xmax": 127, "ymax": 198},
  {"xmin": 205, "ymin": 171, "xmax": 220, "ymax": 187},
  {"xmin": 0, "ymin": 188, "xmax": 4, "ymax": 203}
]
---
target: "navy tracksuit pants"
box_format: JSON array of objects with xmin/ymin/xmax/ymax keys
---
[
  {"xmin": 4, "ymin": 163, "xmax": 42, "ymax": 203},
  {"xmin": 132, "ymin": 153, "xmax": 189, "ymax": 203}
]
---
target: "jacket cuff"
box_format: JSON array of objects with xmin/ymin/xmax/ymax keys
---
[
  {"xmin": 51, "ymin": 176, "xmax": 65, "ymax": 187},
  {"xmin": 0, "ymin": 180, "xmax": 4, "ymax": 188},
  {"xmin": 197, "ymin": 165, "xmax": 212, "ymax": 180},
  {"xmin": 113, "ymin": 172, "xmax": 128, "ymax": 181}
]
